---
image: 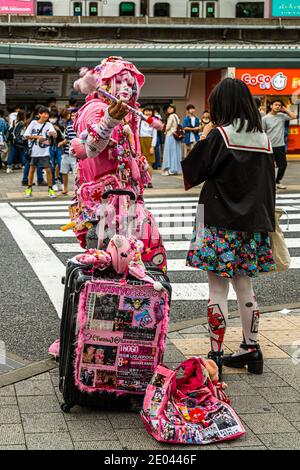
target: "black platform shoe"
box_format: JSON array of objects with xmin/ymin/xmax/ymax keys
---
[
  {"xmin": 207, "ymin": 350, "xmax": 223, "ymax": 380},
  {"xmin": 222, "ymin": 343, "xmax": 263, "ymax": 374}
]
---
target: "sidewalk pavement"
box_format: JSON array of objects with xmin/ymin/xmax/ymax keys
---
[
  {"xmin": 1, "ymin": 162, "xmax": 300, "ymax": 200},
  {"xmin": 0, "ymin": 309, "xmax": 299, "ymax": 450}
]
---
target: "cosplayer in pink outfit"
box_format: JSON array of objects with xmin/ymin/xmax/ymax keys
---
[
  {"xmin": 49, "ymin": 57, "xmax": 168, "ymax": 360},
  {"xmin": 68, "ymin": 56, "xmax": 166, "ymax": 271}
]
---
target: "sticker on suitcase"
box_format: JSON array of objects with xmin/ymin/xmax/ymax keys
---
[{"xmin": 75, "ymin": 281, "xmax": 169, "ymax": 395}]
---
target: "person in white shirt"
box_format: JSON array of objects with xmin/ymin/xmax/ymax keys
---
[
  {"xmin": 139, "ymin": 107, "xmax": 157, "ymax": 187},
  {"xmin": 262, "ymin": 100, "xmax": 297, "ymax": 190},
  {"xmin": 7, "ymin": 105, "xmax": 20, "ymax": 129},
  {"xmin": 23, "ymin": 106, "xmax": 57, "ymax": 198}
]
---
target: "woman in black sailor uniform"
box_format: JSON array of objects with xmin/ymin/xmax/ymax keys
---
[{"xmin": 182, "ymin": 78, "xmax": 276, "ymax": 377}]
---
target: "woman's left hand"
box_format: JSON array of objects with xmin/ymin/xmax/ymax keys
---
[
  {"xmin": 201, "ymin": 122, "xmax": 215, "ymax": 140},
  {"xmin": 150, "ymin": 146, "xmax": 154, "ymax": 155}
]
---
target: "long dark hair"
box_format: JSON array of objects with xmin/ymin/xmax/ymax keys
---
[
  {"xmin": 16, "ymin": 109, "xmax": 26, "ymax": 123},
  {"xmin": 209, "ymin": 78, "xmax": 263, "ymax": 133}
]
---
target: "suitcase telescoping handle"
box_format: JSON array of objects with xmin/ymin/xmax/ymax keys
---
[
  {"xmin": 102, "ymin": 189, "xmax": 136, "ymax": 202},
  {"xmin": 97, "ymin": 189, "xmax": 136, "ymax": 250}
]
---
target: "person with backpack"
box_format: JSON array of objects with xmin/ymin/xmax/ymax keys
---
[
  {"xmin": 60, "ymin": 110, "xmax": 77, "ymax": 195},
  {"xmin": 162, "ymin": 104, "xmax": 183, "ymax": 176},
  {"xmin": 0, "ymin": 110, "xmax": 8, "ymax": 170},
  {"xmin": 21, "ymin": 106, "xmax": 47, "ymax": 186},
  {"xmin": 23, "ymin": 106, "xmax": 57, "ymax": 198},
  {"xmin": 182, "ymin": 78, "xmax": 276, "ymax": 378},
  {"xmin": 49, "ymin": 110, "xmax": 65, "ymax": 192},
  {"xmin": 6, "ymin": 109, "xmax": 27, "ymax": 173}
]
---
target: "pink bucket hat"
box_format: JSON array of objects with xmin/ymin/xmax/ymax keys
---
[{"xmin": 95, "ymin": 56, "xmax": 145, "ymax": 95}]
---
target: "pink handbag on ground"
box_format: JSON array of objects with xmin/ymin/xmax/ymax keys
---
[{"xmin": 141, "ymin": 357, "xmax": 245, "ymax": 445}]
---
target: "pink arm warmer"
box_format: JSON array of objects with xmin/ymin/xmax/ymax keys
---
[{"xmin": 85, "ymin": 109, "xmax": 121, "ymax": 157}]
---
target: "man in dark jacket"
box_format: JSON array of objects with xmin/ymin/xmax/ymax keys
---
[{"xmin": 182, "ymin": 104, "xmax": 200, "ymax": 158}]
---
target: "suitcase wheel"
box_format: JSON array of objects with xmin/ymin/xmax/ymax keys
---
[{"xmin": 61, "ymin": 403, "xmax": 74, "ymax": 413}]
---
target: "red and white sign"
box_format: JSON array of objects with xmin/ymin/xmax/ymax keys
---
[
  {"xmin": 0, "ymin": 0, "xmax": 34, "ymax": 15},
  {"xmin": 236, "ymin": 68, "xmax": 300, "ymax": 95}
]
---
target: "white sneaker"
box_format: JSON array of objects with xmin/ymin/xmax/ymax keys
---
[
  {"xmin": 162, "ymin": 170, "xmax": 169, "ymax": 176},
  {"xmin": 276, "ymin": 183, "xmax": 287, "ymax": 190},
  {"xmin": 6, "ymin": 168, "xmax": 13, "ymax": 174},
  {"xmin": 53, "ymin": 184, "xmax": 58, "ymax": 192}
]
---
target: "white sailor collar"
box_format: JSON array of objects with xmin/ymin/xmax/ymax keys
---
[{"xmin": 217, "ymin": 121, "xmax": 273, "ymax": 154}]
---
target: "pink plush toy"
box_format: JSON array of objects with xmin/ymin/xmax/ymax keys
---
[{"xmin": 75, "ymin": 249, "xmax": 112, "ymax": 270}]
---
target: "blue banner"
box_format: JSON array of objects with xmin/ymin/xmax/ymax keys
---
[{"xmin": 272, "ymin": 1, "xmax": 300, "ymax": 16}]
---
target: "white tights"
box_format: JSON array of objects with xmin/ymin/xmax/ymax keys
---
[{"xmin": 207, "ymin": 271, "xmax": 260, "ymax": 353}]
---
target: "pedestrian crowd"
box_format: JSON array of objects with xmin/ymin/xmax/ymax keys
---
[
  {"xmin": 0, "ymin": 95, "xmax": 295, "ymax": 195},
  {"xmin": 138, "ymin": 103, "xmax": 212, "ymax": 184},
  {"xmin": 0, "ymin": 97, "xmax": 79, "ymax": 198}
]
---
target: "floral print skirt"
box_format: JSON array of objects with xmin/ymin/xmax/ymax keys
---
[{"xmin": 186, "ymin": 224, "xmax": 277, "ymax": 278}]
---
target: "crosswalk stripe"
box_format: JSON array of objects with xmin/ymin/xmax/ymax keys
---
[
  {"xmin": 144, "ymin": 197, "xmax": 198, "ymax": 203},
  {"xmin": 274, "ymin": 194, "xmax": 300, "ymax": 198},
  {"xmin": 12, "ymin": 201, "xmax": 72, "ymax": 207},
  {"xmin": 53, "ymin": 243, "xmax": 84, "ymax": 253},
  {"xmin": 0, "ymin": 204, "xmax": 64, "ymax": 317},
  {"xmin": 17, "ymin": 206, "xmax": 70, "ymax": 212},
  {"xmin": 52, "ymin": 237, "xmax": 300, "ymax": 253},
  {"xmin": 168, "ymin": 258, "xmax": 300, "ymax": 271},
  {"xmin": 172, "ymin": 283, "xmax": 236, "ymax": 300},
  {"xmin": 23, "ymin": 208, "xmax": 198, "ymax": 217},
  {"xmin": 41, "ymin": 230, "xmax": 74, "ymax": 238},
  {"xmin": 27, "ymin": 212, "xmax": 300, "ymax": 222},
  {"xmin": 39, "ymin": 223, "xmax": 300, "ymax": 239},
  {"xmin": 32, "ymin": 219, "xmax": 71, "ymax": 226},
  {"xmin": 24, "ymin": 212, "xmax": 71, "ymax": 218},
  {"xmin": 31, "ymin": 216, "xmax": 197, "ymax": 226}
]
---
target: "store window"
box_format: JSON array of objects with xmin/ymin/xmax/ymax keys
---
[
  {"xmin": 190, "ymin": 2, "xmax": 200, "ymax": 18},
  {"xmin": 154, "ymin": 3, "xmax": 170, "ymax": 17},
  {"xmin": 89, "ymin": 2, "xmax": 98, "ymax": 16},
  {"xmin": 119, "ymin": 2, "xmax": 136, "ymax": 16},
  {"xmin": 37, "ymin": 2, "xmax": 53, "ymax": 16},
  {"xmin": 236, "ymin": 2, "xmax": 264, "ymax": 18},
  {"xmin": 73, "ymin": 2, "xmax": 83, "ymax": 16},
  {"xmin": 206, "ymin": 2, "xmax": 215, "ymax": 18}
]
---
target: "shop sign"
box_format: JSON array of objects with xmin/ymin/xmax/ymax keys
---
[
  {"xmin": 0, "ymin": 0, "xmax": 35, "ymax": 15},
  {"xmin": 272, "ymin": 1, "xmax": 300, "ymax": 17},
  {"xmin": 288, "ymin": 126, "xmax": 300, "ymax": 153},
  {"xmin": 236, "ymin": 69, "xmax": 300, "ymax": 95}
]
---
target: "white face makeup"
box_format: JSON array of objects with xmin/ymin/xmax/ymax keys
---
[{"xmin": 115, "ymin": 71, "xmax": 134, "ymax": 103}]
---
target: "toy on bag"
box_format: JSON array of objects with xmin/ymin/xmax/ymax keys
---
[
  {"xmin": 204, "ymin": 359, "xmax": 230, "ymax": 404},
  {"xmin": 141, "ymin": 357, "xmax": 245, "ymax": 445}
]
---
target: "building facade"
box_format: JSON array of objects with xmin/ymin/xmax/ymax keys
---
[{"xmin": 34, "ymin": 0, "xmax": 272, "ymax": 19}]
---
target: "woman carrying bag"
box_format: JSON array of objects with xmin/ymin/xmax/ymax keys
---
[
  {"xmin": 162, "ymin": 104, "xmax": 183, "ymax": 176},
  {"xmin": 182, "ymin": 78, "xmax": 277, "ymax": 378}
]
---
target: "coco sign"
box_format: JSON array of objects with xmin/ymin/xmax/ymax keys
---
[{"xmin": 236, "ymin": 69, "xmax": 300, "ymax": 95}]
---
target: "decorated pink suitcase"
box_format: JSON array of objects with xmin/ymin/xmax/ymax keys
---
[{"xmin": 59, "ymin": 260, "xmax": 171, "ymax": 412}]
